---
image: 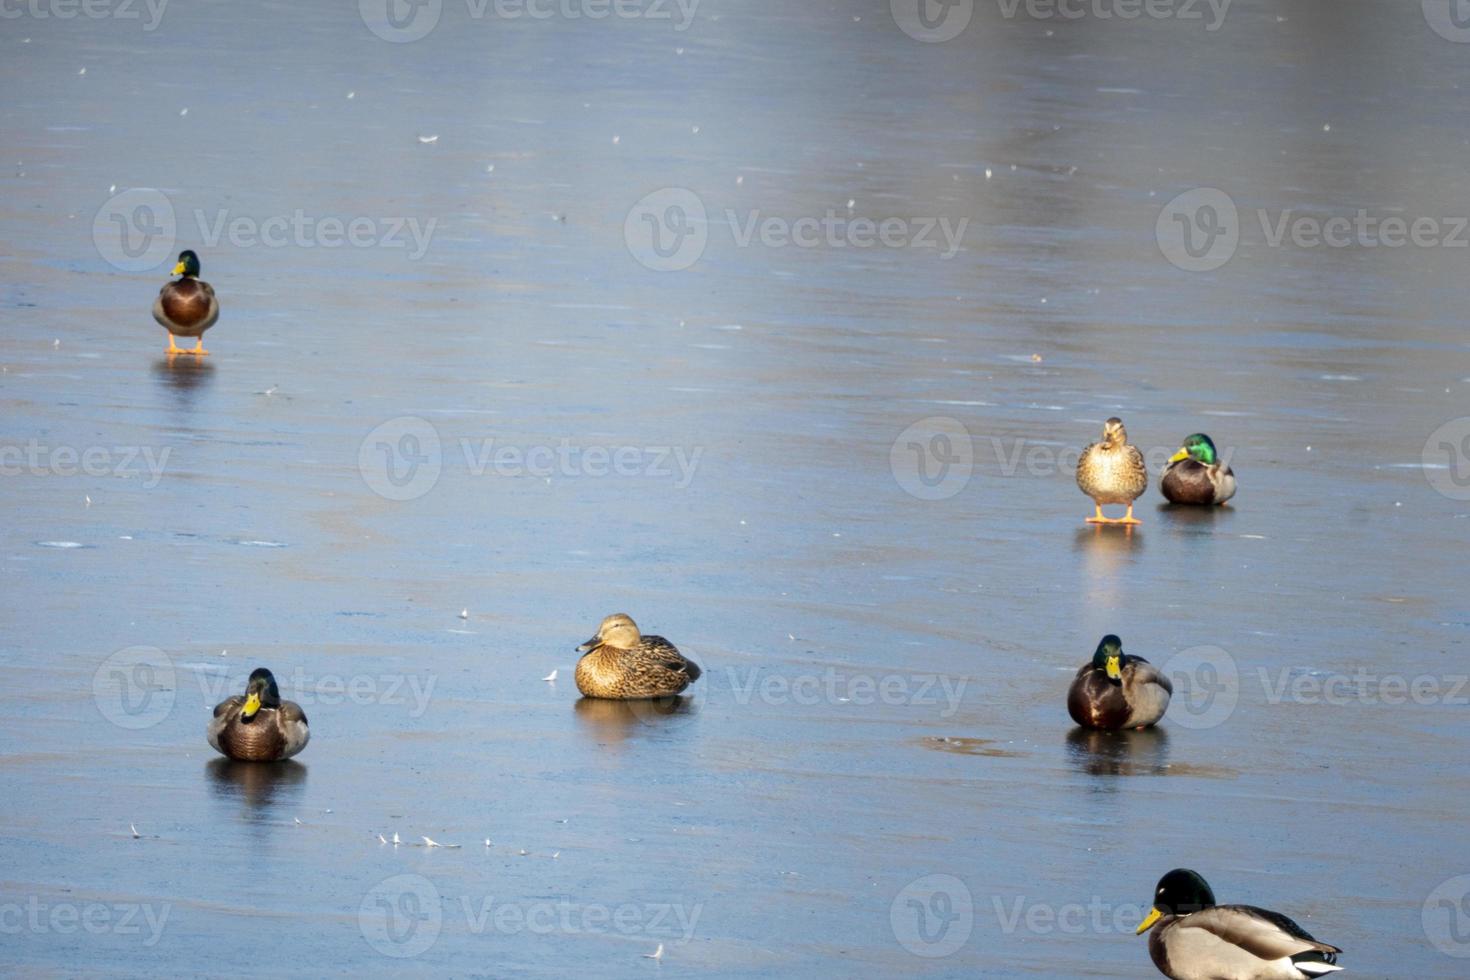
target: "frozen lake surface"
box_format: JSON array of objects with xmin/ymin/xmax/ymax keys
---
[{"xmin": 3, "ymin": 0, "xmax": 1470, "ymax": 976}]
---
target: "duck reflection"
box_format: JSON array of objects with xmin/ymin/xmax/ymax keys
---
[
  {"xmin": 206, "ymin": 757, "xmax": 307, "ymax": 813},
  {"xmin": 1065, "ymin": 726, "xmax": 1170, "ymax": 778},
  {"xmin": 572, "ymin": 695, "xmax": 697, "ymax": 744},
  {"xmin": 152, "ymin": 354, "xmax": 216, "ymax": 392}
]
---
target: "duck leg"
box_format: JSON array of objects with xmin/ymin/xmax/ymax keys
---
[
  {"xmin": 1085, "ymin": 504, "xmax": 1108, "ymax": 524},
  {"xmin": 166, "ymin": 333, "xmax": 183, "ymax": 355},
  {"xmin": 188, "ymin": 337, "xmax": 209, "ymax": 356},
  {"xmin": 1119, "ymin": 504, "xmax": 1141, "ymax": 525}
]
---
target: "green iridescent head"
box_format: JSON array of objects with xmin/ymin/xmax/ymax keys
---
[
  {"xmin": 1091, "ymin": 634, "xmax": 1125, "ymax": 681},
  {"xmin": 1169, "ymin": 433, "xmax": 1217, "ymax": 466}
]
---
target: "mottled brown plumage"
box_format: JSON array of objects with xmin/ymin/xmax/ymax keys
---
[
  {"xmin": 1077, "ymin": 417, "xmax": 1149, "ymax": 524},
  {"xmin": 575, "ymin": 613, "xmax": 701, "ymax": 700},
  {"xmin": 207, "ymin": 668, "xmax": 309, "ymax": 762}
]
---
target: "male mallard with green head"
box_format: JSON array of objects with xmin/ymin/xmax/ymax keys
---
[
  {"xmin": 1067, "ymin": 634, "xmax": 1172, "ymax": 730},
  {"xmin": 1076, "ymin": 417, "xmax": 1148, "ymax": 524},
  {"xmin": 207, "ymin": 668, "xmax": 309, "ymax": 762},
  {"xmin": 1161, "ymin": 433, "xmax": 1236, "ymax": 506},
  {"xmin": 1137, "ymin": 869, "xmax": 1343, "ymax": 979},
  {"xmin": 153, "ymin": 249, "xmax": 218, "ymax": 356},
  {"xmin": 575, "ymin": 613, "xmax": 701, "ymax": 700}
]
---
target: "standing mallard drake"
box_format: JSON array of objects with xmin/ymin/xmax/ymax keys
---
[
  {"xmin": 1067, "ymin": 634, "xmax": 1172, "ymax": 730},
  {"xmin": 575, "ymin": 613, "xmax": 701, "ymax": 700},
  {"xmin": 1137, "ymin": 869, "xmax": 1343, "ymax": 979},
  {"xmin": 207, "ymin": 668, "xmax": 309, "ymax": 762},
  {"xmin": 153, "ymin": 249, "xmax": 218, "ymax": 356},
  {"xmin": 1161, "ymin": 433, "xmax": 1236, "ymax": 506},
  {"xmin": 1076, "ymin": 417, "xmax": 1148, "ymax": 524}
]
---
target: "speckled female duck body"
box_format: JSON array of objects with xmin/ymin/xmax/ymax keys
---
[
  {"xmin": 1137, "ymin": 870, "xmax": 1343, "ymax": 980},
  {"xmin": 1077, "ymin": 417, "xmax": 1148, "ymax": 524},
  {"xmin": 207, "ymin": 667, "xmax": 310, "ymax": 762},
  {"xmin": 1067, "ymin": 634, "xmax": 1172, "ymax": 730},
  {"xmin": 575, "ymin": 613, "xmax": 701, "ymax": 700}
]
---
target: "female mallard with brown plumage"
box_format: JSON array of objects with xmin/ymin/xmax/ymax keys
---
[
  {"xmin": 1076, "ymin": 417, "xmax": 1148, "ymax": 524},
  {"xmin": 1136, "ymin": 869, "xmax": 1343, "ymax": 979},
  {"xmin": 1067, "ymin": 634, "xmax": 1172, "ymax": 730},
  {"xmin": 153, "ymin": 249, "xmax": 218, "ymax": 356},
  {"xmin": 575, "ymin": 614, "xmax": 701, "ymax": 700},
  {"xmin": 207, "ymin": 668, "xmax": 309, "ymax": 762},
  {"xmin": 1161, "ymin": 433, "xmax": 1236, "ymax": 506}
]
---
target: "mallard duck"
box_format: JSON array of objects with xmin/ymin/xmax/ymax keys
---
[
  {"xmin": 1076, "ymin": 417, "xmax": 1148, "ymax": 524},
  {"xmin": 1137, "ymin": 869, "xmax": 1343, "ymax": 979},
  {"xmin": 575, "ymin": 613, "xmax": 701, "ymax": 700},
  {"xmin": 1161, "ymin": 433, "xmax": 1236, "ymax": 506},
  {"xmin": 1067, "ymin": 634, "xmax": 1171, "ymax": 730},
  {"xmin": 153, "ymin": 249, "xmax": 218, "ymax": 356},
  {"xmin": 207, "ymin": 668, "xmax": 309, "ymax": 762}
]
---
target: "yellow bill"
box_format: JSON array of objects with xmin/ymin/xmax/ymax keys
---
[
  {"xmin": 1106, "ymin": 654, "xmax": 1122, "ymax": 680},
  {"xmin": 243, "ymin": 692, "xmax": 262, "ymax": 719},
  {"xmin": 1168, "ymin": 448, "xmax": 1189, "ymax": 463},
  {"xmin": 1136, "ymin": 907, "xmax": 1162, "ymax": 934},
  {"xmin": 172, "ymin": 261, "xmax": 186, "ymax": 275}
]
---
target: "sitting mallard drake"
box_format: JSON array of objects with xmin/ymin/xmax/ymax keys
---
[
  {"xmin": 1067, "ymin": 634, "xmax": 1171, "ymax": 730},
  {"xmin": 153, "ymin": 249, "xmax": 218, "ymax": 356},
  {"xmin": 575, "ymin": 613, "xmax": 701, "ymax": 700},
  {"xmin": 1076, "ymin": 417, "xmax": 1148, "ymax": 524},
  {"xmin": 1161, "ymin": 433, "xmax": 1236, "ymax": 506},
  {"xmin": 1137, "ymin": 869, "xmax": 1343, "ymax": 979},
  {"xmin": 207, "ymin": 668, "xmax": 309, "ymax": 762}
]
